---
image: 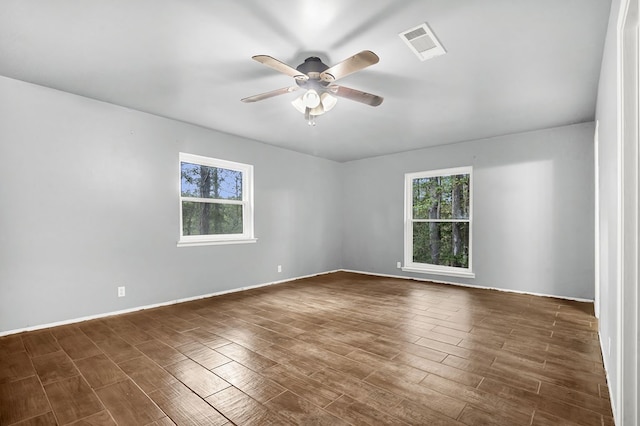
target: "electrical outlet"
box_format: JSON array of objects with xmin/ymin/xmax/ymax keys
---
[
  {"xmin": 117, "ymin": 286, "xmax": 125, "ymax": 297},
  {"xmin": 277, "ymin": 265, "xmax": 282, "ymax": 273},
  {"xmin": 397, "ymin": 261, "xmax": 402, "ymax": 269}
]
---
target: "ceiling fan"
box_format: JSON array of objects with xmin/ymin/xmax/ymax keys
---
[{"xmin": 241, "ymin": 50, "xmax": 383, "ymax": 125}]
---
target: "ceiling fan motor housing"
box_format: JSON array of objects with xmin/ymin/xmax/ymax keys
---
[{"xmin": 295, "ymin": 57, "xmax": 330, "ymax": 90}]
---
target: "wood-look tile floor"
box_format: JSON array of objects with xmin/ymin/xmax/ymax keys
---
[{"xmin": 0, "ymin": 272, "xmax": 614, "ymax": 425}]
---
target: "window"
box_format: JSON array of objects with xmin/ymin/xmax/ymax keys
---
[
  {"xmin": 403, "ymin": 166, "xmax": 474, "ymax": 277},
  {"xmin": 178, "ymin": 153, "xmax": 255, "ymax": 246}
]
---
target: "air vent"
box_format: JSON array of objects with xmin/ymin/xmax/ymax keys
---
[{"xmin": 399, "ymin": 22, "xmax": 446, "ymax": 61}]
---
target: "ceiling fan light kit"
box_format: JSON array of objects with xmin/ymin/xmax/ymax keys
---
[
  {"xmin": 242, "ymin": 51, "xmax": 383, "ymax": 125},
  {"xmin": 291, "ymin": 91, "xmax": 337, "ymax": 126}
]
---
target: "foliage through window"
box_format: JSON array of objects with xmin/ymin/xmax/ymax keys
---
[
  {"xmin": 178, "ymin": 153, "xmax": 255, "ymax": 246},
  {"xmin": 404, "ymin": 167, "xmax": 473, "ymax": 277}
]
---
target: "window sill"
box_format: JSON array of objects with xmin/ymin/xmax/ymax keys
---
[
  {"xmin": 401, "ymin": 266, "xmax": 475, "ymax": 279},
  {"xmin": 177, "ymin": 238, "xmax": 257, "ymax": 247}
]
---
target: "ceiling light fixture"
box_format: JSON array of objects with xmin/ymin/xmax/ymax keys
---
[
  {"xmin": 242, "ymin": 51, "xmax": 383, "ymax": 126},
  {"xmin": 291, "ymin": 90, "xmax": 338, "ymax": 125}
]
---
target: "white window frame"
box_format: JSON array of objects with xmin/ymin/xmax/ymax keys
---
[
  {"xmin": 402, "ymin": 166, "xmax": 474, "ymax": 278},
  {"xmin": 178, "ymin": 152, "xmax": 256, "ymax": 247}
]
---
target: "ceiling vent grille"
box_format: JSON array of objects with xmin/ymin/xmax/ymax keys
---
[{"xmin": 399, "ymin": 22, "xmax": 446, "ymax": 61}]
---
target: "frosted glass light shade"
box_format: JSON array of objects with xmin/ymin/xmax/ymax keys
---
[
  {"xmin": 291, "ymin": 91, "xmax": 337, "ymax": 116},
  {"xmin": 302, "ymin": 89, "xmax": 320, "ymax": 108}
]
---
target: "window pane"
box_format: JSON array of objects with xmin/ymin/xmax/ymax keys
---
[
  {"xmin": 180, "ymin": 162, "xmax": 242, "ymax": 200},
  {"xmin": 182, "ymin": 202, "xmax": 243, "ymax": 235},
  {"xmin": 451, "ymin": 174, "xmax": 470, "ymax": 219},
  {"xmin": 413, "ymin": 174, "xmax": 469, "ymax": 220},
  {"xmin": 413, "ymin": 221, "xmax": 469, "ymax": 268}
]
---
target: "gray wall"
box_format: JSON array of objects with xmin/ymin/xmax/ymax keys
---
[
  {"xmin": 341, "ymin": 123, "xmax": 595, "ymax": 300},
  {"xmin": 0, "ymin": 76, "xmax": 342, "ymax": 333},
  {"xmin": 0, "ymin": 74, "xmax": 597, "ymax": 335}
]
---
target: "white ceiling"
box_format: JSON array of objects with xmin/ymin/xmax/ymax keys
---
[{"xmin": 0, "ymin": 0, "xmax": 611, "ymax": 162}]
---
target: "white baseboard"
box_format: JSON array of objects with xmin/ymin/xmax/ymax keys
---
[
  {"xmin": 339, "ymin": 269, "xmax": 594, "ymax": 303},
  {"xmin": 0, "ymin": 269, "xmax": 340, "ymax": 337},
  {"xmin": 1, "ymin": 268, "xmax": 592, "ymax": 337},
  {"xmin": 599, "ymin": 330, "xmax": 617, "ymax": 423}
]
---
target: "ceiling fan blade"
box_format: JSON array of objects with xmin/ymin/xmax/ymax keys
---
[
  {"xmin": 252, "ymin": 55, "xmax": 309, "ymax": 81},
  {"xmin": 241, "ymin": 86, "xmax": 299, "ymax": 103},
  {"xmin": 329, "ymin": 85, "xmax": 383, "ymax": 107},
  {"xmin": 320, "ymin": 50, "xmax": 380, "ymax": 82}
]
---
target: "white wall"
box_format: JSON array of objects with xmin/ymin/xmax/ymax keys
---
[
  {"xmin": 595, "ymin": 0, "xmax": 621, "ymax": 417},
  {"xmin": 595, "ymin": 0, "xmax": 639, "ymax": 423},
  {"xmin": 596, "ymin": 0, "xmax": 621, "ymax": 393},
  {"xmin": 0, "ymin": 76, "xmax": 343, "ymax": 334},
  {"xmin": 341, "ymin": 123, "xmax": 596, "ymax": 300}
]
